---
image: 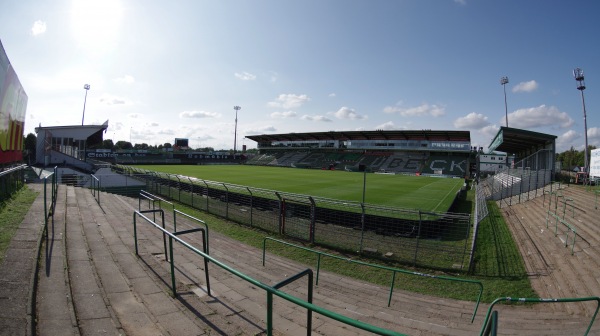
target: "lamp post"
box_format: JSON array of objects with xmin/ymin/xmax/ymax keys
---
[
  {"xmin": 233, "ymin": 105, "xmax": 241, "ymax": 155},
  {"xmin": 81, "ymin": 84, "xmax": 90, "ymax": 125},
  {"xmin": 573, "ymin": 68, "xmax": 589, "ymax": 177},
  {"xmin": 500, "ymin": 76, "xmax": 509, "ymax": 127}
]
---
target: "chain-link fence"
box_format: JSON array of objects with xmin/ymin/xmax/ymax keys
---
[{"xmin": 110, "ymin": 165, "xmax": 472, "ymax": 271}]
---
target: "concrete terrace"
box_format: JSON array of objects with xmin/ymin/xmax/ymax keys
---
[{"xmin": 1, "ymin": 183, "xmax": 599, "ymax": 335}]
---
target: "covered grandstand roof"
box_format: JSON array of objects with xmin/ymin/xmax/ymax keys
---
[
  {"xmin": 488, "ymin": 127, "xmax": 556, "ymax": 155},
  {"xmin": 246, "ymin": 130, "xmax": 470, "ymax": 143}
]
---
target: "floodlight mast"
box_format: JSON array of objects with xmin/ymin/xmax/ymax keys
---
[
  {"xmin": 500, "ymin": 76, "xmax": 509, "ymax": 127},
  {"xmin": 233, "ymin": 106, "xmax": 241, "ymax": 155},
  {"xmin": 573, "ymin": 68, "xmax": 589, "ymax": 177},
  {"xmin": 81, "ymin": 84, "xmax": 90, "ymax": 125}
]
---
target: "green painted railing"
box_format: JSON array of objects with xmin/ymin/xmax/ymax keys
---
[
  {"xmin": 480, "ymin": 296, "xmax": 600, "ymax": 335},
  {"xmin": 43, "ymin": 167, "xmax": 58, "ymax": 230},
  {"xmin": 0, "ymin": 164, "xmax": 27, "ymax": 201},
  {"xmin": 262, "ymin": 237, "xmax": 483, "ymax": 323},
  {"xmin": 545, "ymin": 210, "xmax": 577, "ymax": 254},
  {"xmin": 90, "ymin": 174, "xmax": 101, "ymax": 206},
  {"xmin": 132, "ymin": 211, "xmax": 406, "ymax": 335}
]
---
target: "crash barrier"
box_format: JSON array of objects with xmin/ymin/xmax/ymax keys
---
[
  {"xmin": 262, "ymin": 237, "xmax": 483, "ymax": 323},
  {"xmin": 479, "ymin": 296, "xmax": 600, "ymax": 336},
  {"xmin": 132, "ymin": 210, "xmax": 406, "ymax": 335},
  {"xmin": 545, "ymin": 210, "xmax": 578, "ymax": 255}
]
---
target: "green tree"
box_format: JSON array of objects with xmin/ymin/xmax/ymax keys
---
[
  {"xmin": 23, "ymin": 133, "xmax": 37, "ymax": 164},
  {"xmin": 102, "ymin": 139, "xmax": 114, "ymax": 150}
]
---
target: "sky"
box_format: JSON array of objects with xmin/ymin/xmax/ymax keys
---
[{"xmin": 0, "ymin": 0, "xmax": 598, "ymax": 152}]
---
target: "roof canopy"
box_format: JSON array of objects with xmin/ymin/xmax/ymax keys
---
[
  {"xmin": 488, "ymin": 127, "xmax": 556, "ymax": 155},
  {"xmin": 246, "ymin": 130, "xmax": 471, "ymax": 143}
]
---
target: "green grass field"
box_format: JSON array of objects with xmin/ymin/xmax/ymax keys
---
[{"xmin": 133, "ymin": 165, "xmax": 465, "ymax": 212}]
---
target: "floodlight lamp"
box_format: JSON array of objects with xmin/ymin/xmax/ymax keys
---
[
  {"xmin": 573, "ymin": 68, "xmax": 584, "ymax": 81},
  {"xmin": 84, "ymin": 84, "xmax": 90, "ymax": 90},
  {"xmin": 573, "ymin": 68, "xmax": 586, "ymax": 91},
  {"xmin": 500, "ymin": 76, "xmax": 509, "ymax": 85}
]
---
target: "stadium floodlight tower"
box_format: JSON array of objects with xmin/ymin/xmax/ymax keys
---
[
  {"xmin": 573, "ymin": 67, "xmax": 589, "ymax": 177},
  {"xmin": 500, "ymin": 76, "xmax": 509, "ymax": 127},
  {"xmin": 81, "ymin": 84, "xmax": 90, "ymax": 125},
  {"xmin": 233, "ymin": 105, "xmax": 241, "ymax": 155}
]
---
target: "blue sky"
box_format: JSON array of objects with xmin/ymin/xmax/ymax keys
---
[{"xmin": 1, "ymin": 0, "xmax": 598, "ymax": 152}]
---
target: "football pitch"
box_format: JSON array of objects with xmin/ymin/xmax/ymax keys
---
[{"xmin": 134, "ymin": 165, "xmax": 465, "ymax": 212}]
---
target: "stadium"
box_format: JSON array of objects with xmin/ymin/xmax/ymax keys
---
[{"xmin": 3, "ymin": 40, "xmax": 600, "ymax": 335}]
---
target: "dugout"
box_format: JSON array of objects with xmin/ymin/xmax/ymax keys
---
[{"xmin": 487, "ymin": 127, "xmax": 556, "ymax": 172}]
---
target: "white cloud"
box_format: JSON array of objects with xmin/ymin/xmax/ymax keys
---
[
  {"xmin": 246, "ymin": 126, "xmax": 277, "ymax": 135},
  {"xmin": 179, "ymin": 110, "xmax": 220, "ymax": 118},
  {"xmin": 234, "ymin": 72, "xmax": 256, "ymax": 81},
  {"xmin": 267, "ymin": 94, "xmax": 310, "ymax": 109},
  {"xmin": 333, "ymin": 107, "xmax": 366, "ymax": 120},
  {"xmin": 115, "ymin": 75, "xmax": 135, "ymax": 84},
  {"xmin": 453, "ymin": 112, "xmax": 489, "ymax": 129},
  {"xmin": 588, "ymin": 127, "xmax": 600, "ymax": 146},
  {"xmin": 556, "ymin": 130, "xmax": 581, "ymax": 152},
  {"xmin": 148, "ymin": 122, "xmax": 159, "ymax": 127},
  {"xmin": 383, "ymin": 103, "xmax": 445, "ymax": 117},
  {"xmin": 270, "ymin": 111, "xmax": 297, "ymax": 118},
  {"xmin": 31, "ymin": 20, "xmax": 47, "ymax": 36},
  {"xmin": 128, "ymin": 113, "xmax": 142, "ymax": 119},
  {"xmin": 375, "ymin": 121, "xmax": 402, "ymax": 130},
  {"xmin": 328, "ymin": 93, "xmax": 336, "ymax": 97},
  {"xmin": 454, "ymin": 0, "xmax": 466, "ymax": 5},
  {"xmin": 301, "ymin": 115, "xmax": 332, "ymax": 122},
  {"xmin": 99, "ymin": 94, "xmax": 128, "ymax": 105},
  {"xmin": 508, "ymin": 105, "xmax": 573, "ymax": 129},
  {"xmin": 512, "ymin": 80, "xmax": 539, "ymax": 93},
  {"xmin": 480, "ymin": 125, "xmax": 499, "ymax": 139}
]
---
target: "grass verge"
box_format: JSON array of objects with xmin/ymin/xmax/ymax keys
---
[{"xmin": 0, "ymin": 186, "xmax": 39, "ymax": 264}]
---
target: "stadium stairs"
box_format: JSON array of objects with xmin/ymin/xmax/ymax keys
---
[
  {"xmin": 8, "ymin": 183, "xmax": 594, "ymax": 335},
  {"xmin": 500, "ymin": 184, "xmax": 600, "ymax": 317}
]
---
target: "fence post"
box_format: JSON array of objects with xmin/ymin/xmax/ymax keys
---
[
  {"xmin": 359, "ymin": 203, "xmax": 366, "ymax": 253},
  {"xmin": 222, "ymin": 183, "xmax": 229, "ymax": 220},
  {"xmin": 247, "ymin": 187, "xmax": 254, "ymax": 227},
  {"xmin": 275, "ymin": 192, "xmax": 284, "ymax": 235},
  {"xmin": 414, "ymin": 210, "xmax": 422, "ymax": 266},
  {"xmin": 308, "ymin": 196, "xmax": 316, "ymax": 244}
]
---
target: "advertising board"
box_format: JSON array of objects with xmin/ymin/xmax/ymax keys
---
[{"xmin": 0, "ymin": 40, "xmax": 28, "ymax": 164}]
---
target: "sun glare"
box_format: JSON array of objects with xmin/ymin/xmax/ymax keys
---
[{"xmin": 70, "ymin": 0, "xmax": 123, "ymax": 54}]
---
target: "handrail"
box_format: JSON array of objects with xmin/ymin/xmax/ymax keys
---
[
  {"xmin": 479, "ymin": 296, "xmax": 600, "ymax": 336},
  {"xmin": 43, "ymin": 167, "xmax": 58, "ymax": 230},
  {"xmin": 140, "ymin": 190, "xmax": 174, "ymax": 212},
  {"xmin": 132, "ymin": 211, "xmax": 405, "ymax": 335},
  {"xmin": 90, "ymin": 174, "xmax": 100, "ymax": 205},
  {"xmin": 262, "ymin": 237, "xmax": 483, "ymax": 323},
  {"xmin": 173, "ymin": 209, "xmax": 210, "ymax": 254}
]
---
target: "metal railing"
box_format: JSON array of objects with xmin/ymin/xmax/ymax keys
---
[
  {"xmin": 480, "ymin": 296, "xmax": 600, "ymax": 335},
  {"xmin": 90, "ymin": 174, "xmax": 101, "ymax": 206},
  {"xmin": 132, "ymin": 210, "xmax": 405, "ymax": 335},
  {"xmin": 0, "ymin": 164, "xmax": 27, "ymax": 202},
  {"xmin": 262, "ymin": 237, "xmax": 483, "ymax": 323},
  {"xmin": 43, "ymin": 167, "xmax": 58, "ymax": 229}
]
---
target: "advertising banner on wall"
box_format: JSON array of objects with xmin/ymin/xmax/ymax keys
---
[
  {"xmin": 0, "ymin": 40, "xmax": 28, "ymax": 164},
  {"xmin": 590, "ymin": 148, "xmax": 600, "ymax": 178}
]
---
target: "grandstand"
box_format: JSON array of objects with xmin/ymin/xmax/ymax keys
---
[{"xmin": 245, "ymin": 130, "xmax": 472, "ymax": 177}]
